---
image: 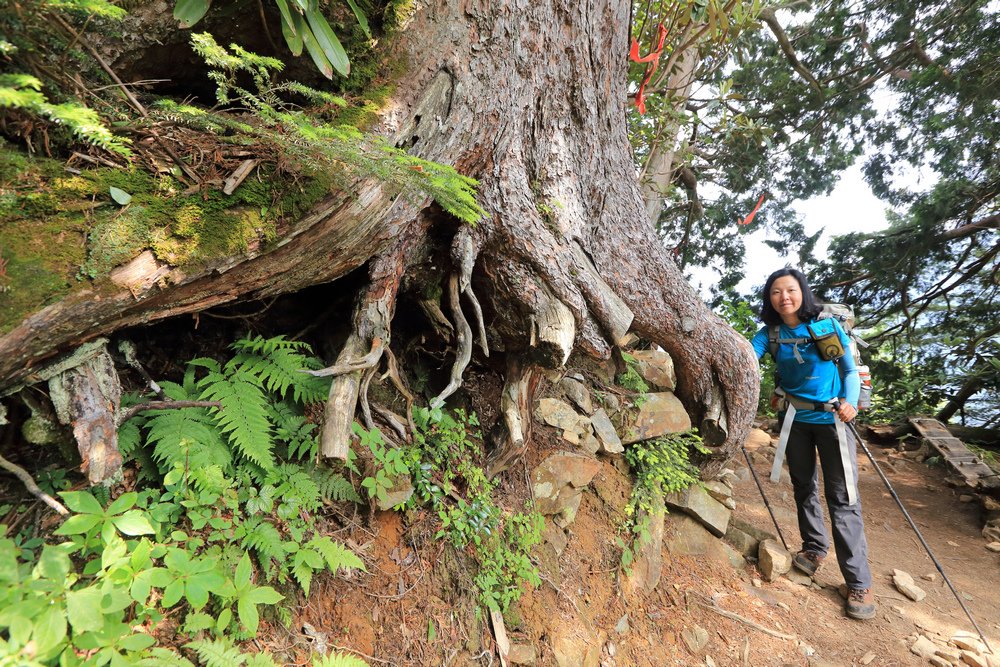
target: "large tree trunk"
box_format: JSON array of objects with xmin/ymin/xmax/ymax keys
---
[{"xmin": 0, "ymin": 0, "xmax": 758, "ymax": 474}]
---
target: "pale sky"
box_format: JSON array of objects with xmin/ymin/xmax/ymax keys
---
[{"xmin": 689, "ymin": 163, "xmax": 891, "ymax": 299}]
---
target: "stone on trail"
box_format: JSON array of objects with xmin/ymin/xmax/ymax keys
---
[
  {"xmin": 785, "ymin": 569, "xmax": 813, "ymax": 587},
  {"xmin": 859, "ymin": 652, "xmax": 876, "ymax": 665},
  {"xmin": 665, "ymin": 484, "xmax": 731, "ymax": 537},
  {"xmin": 960, "ymin": 650, "xmax": 990, "ymax": 667},
  {"xmin": 628, "ymin": 349, "xmax": 677, "ymax": 390},
  {"xmin": 730, "ymin": 516, "xmax": 777, "ymax": 544},
  {"xmin": 702, "ymin": 480, "xmax": 733, "ymax": 503},
  {"xmin": 744, "ymin": 427, "xmax": 773, "ymax": 450},
  {"xmin": 532, "ymin": 453, "xmax": 602, "ymax": 527},
  {"xmin": 681, "ymin": 624, "xmax": 709, "ymax": 654},
  {"xmin": 758, "ymin": 539, "xmax": 792, "ymax": 581},
  {"xmin": 935, "ymin": 646, "xmax": 962, "ymax": 662},
  {"xmin": 986, "ymin": 542, "xmax": 1000, "ymax": 553},
  {"xmin": 622, "ymin": 392, "xmax": 692, "ymax": 444},
  {"xmin": 951, "ymin": 632, "xmax": 986, "ymax": 653},
  {"xmin": 922, "ymin": 573, "xmax": 938, "ymax": 582},
  {"xmin": 560, "ymin": 377, "xmax": 593, "ymax": 415},
  {"xmin": 589, "ymin": 408, "xmax": 623, "ymax": 454},
  {"xmin": 983, "ymin": 520, "xmax": 1000, "ymax": 542},
  {"xmin": 910, "ymin": 635, "xmax": 940, "ymax": 659},
  {"xmin": 508, "ymin": 643, "xmax": 536, "ymax": 665},
  {"xmin": 893, "ymin": 569, "xmax": 927, "ymax": 602},
  {"xmin": 723, "ymin": 524, "xmax": 758, "ymax": 558},
  {"xmin": 960, "ymin": 494, "xmax": 975, "ymax": 503},
  {"xmin": 929, "ymin": 657, "xmax": 950, "ymax": 667}
]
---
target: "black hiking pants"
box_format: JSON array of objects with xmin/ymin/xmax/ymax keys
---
[{"xmin": 784, "ymin": 419, "xmax": 873, "ymax": 590}]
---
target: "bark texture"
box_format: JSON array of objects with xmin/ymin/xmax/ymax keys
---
[{"xmin": 0, "ymin": 0, "xmax": 759, "ymax": 467}]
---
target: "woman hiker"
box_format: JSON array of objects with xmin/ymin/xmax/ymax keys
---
[{"xmin": 750, "ymin": 267, "xmax": 876, "ymax": 620}]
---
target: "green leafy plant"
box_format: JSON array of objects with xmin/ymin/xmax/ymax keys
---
[{"xmin": 619, "ymin": 430, "xmax": 706, "ymax": 570}]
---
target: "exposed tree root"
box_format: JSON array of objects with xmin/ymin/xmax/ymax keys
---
[
  {"xmin": 486, "ymin": 357, "xmax": 539, "ymax": 478},
  {"xmin": 358, "ymin": 367, "xmax": 378, "ymax": 430},
  {"xmin": 431, "ymin": 274, "xmax": 474, "ymax": 409},
  {"xmin": 417, "ymin": 298, "xmax": 454, "ymax": 342},
  {"xmin": 306, "ymin": 338, "xmax": 384, "ymax": 378},
  {"xmin": 382, "ymin": 346, "xmax": 416, "ymax": 438},
  {"xmin": 0, "ymin": 450, "xmax": 69, "ymax": 516},
  {"xmin": 118, "ymin": 400, "xmax": 222, "ymax": 426},
  {"xmin": 372, "ymin": 404, "xmax": 409, "ymax": 443},
  {"xmin": 464, "ymin": 286, "xmax": 490, "ymax": 358}
]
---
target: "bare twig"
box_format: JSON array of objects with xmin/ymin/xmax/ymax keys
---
[
  {"xmin": 119, "ymin": 400, "xmax": 222, "ymax": 425},
  {"xmin": 0, "ymin": 447, "xmax": 68, "ymax": 515},
  {"xmin": 430, "ymin": 274, "xmax": 473, "ymax": 409},
  {"xmin": 759, "ymin": 8, "xmax": 824, "ymax": 97},
  {"xmin": 694, "ymin": 600, "xmax": 796, "ymax": 640},
  {"xmin": 305, "ymin": 338, "xmax": 384, "ymax": 377}
]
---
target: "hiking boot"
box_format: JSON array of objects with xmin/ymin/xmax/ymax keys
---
[
  {"xmin": 792, "ymin": 551, "xmax": 824, "ymax": 577},
  {"xmin": 845, "ymin": 587, "xmax": 876, "ymax": 620}
]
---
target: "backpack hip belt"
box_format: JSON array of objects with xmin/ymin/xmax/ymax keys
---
[{"xmin": 770, "ymin": 388, "xmax": 859, "ymax": 506}]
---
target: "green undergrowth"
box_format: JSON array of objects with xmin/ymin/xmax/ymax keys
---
[
  {"xmin": 356, "ymin": 407, "xmax": 544, "ymax": 616},
  {"xmin": 0, "ymin": 335, "xmax": 371, "ymax": 665},
  {"xmin": 618, "ymin": 430, "xmax": 707, "ymax": 571}
]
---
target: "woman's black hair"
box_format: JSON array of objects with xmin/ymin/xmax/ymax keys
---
[{"xmin": 760, "ymin": 267, "xmax": 823, "ymax": 326}]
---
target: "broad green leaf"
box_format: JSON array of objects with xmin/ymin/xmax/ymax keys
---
[
  {"xmin": 108, "ymin": 186, "xmax": 132, "ymax": 206},
  {"xmin": 305, "ymin": 10, "xmax": 349, "ymax": 77},
  {"xmin": 112, "ymin": 510, "xmax": 155, "ymax": 536},
  {"xmin": 344, "ymin": 0, "xmax": 370, "ymax": 37},
  {"xmin": 118, "ymin": 632, "xmax": 156, "ymax": 651},
  {"xmin": 173, "ymin": 0, "xmax": 210, "ymax": 28},
  {"xmin": 0, "ymin": 539, "xmax": 17, "ymax": 583},
  {"xmin": 234, "ymin": 552, "xmax": 252, "ymax": 589},
  {"xmin": 275, "ymin": 0, "xmax": 303, "ymax": 55},
  {"xmin": 36, "ymin": 545, "xmax": 72, "ymax": 581},
  {"xmin": 292, "ymin": 13, "xmax": 332, "ymax": 79},
  {"xmin": 162, "ymin": 579, "xmax": 184, "ymax": 607},
  {"xmin": 245, "ymin": 586, "xmax": 282, "ymax": 605},
  {"xmin": 216, "ymin": 607, "xmax": 232, "ymax": 632},
  {"xmin": 66, "ymin": 586, "xmax": 104, "ymax": 632},
  {"xmin": 60, "ymin": 491, "xmax": 104, "ymax": 515},
  {"xmin": 185, "ymin": 578, "xmax": 210, "ymax": 610},
  {"xmin": 106, "ymin": 492, "xmax": 138, "ymax": 516},
  {"xmin": 53, "ymin": 513, "xmax": 101, "ymax": 536},
  {"xmin": 32, "ymin": 603, "xmax": 67, "ymax": 657},
  {"xmin": 237, "ymin": 596, "xmax": 261, "ymax": 634}
]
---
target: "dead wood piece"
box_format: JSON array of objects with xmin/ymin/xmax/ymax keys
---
[
  {"xmin": 431, "ymin": 274, "xmax": 473, "ymax": 409},
  {"xmin": 694, "ymin": 600, "xmax": 796, "ymax": 641},
  {"xmin": 486, "ymin": 357, "xmax": 538, "ymax": 478},
  {"xmin": 358, "ymin": 367, "xmax": 377, "ymax": 430},
  {"xmin": 0, "ymin": 450, "xmax": 69, "ymax": 515},
  {"xmin": 418, "ymin": 297, "xmax": 454, "ymax": 342},
  {"xmin": 530, "ymin": 284, "xmax": 576, "ymax": 369},
  {"xmin": 700, "ymin": 382, "xmax": 729, "ymax": 448},
  {"xmin": 372, "ymin": 405, "xmax": 408, "ymax": 442},
  {"xmin": 383, "ymin": 346, "xmax": 415, "ymax": 438},
  {"xmin": 48, "ymin": 344, "xmax": 123, "ymax": 485},
  {"xmin": 117, "ymin": 340, "xmax": 165, "ymax": 399},
  {"xmin": 320, "ymin": 335, "xmax": 371, "ymax": 462},
  {"xmin": 223, "ymin": 159, "xmax": 260, "ymax": 195},
  {"xmin": 118, "ymin": 400, "xmax": 222, "ymax": 426}
]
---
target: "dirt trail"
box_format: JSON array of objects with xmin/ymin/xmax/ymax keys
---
[{"xmin": 723, "ymin": 432, "xmax": 1000, "ymax": 666}]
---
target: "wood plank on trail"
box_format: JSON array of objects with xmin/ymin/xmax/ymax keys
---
[{"xmin": 909, "ymin": 417, "xmax": 1000, "ymax": 491}]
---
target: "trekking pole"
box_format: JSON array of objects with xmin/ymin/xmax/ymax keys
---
[
  {"xmin": 836, "ymin": 407, "xmax": 994, "ymax": 654},
  {"xmin": 740, "ymin": 445, "xmax": 789, "ymax": 551}
]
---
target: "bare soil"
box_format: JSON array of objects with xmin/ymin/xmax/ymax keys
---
[{"xmin": 286, "ymin": 427, "xmax": 1000, "ymax": 667}]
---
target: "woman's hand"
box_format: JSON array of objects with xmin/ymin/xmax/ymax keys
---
[{"xmin": 836, "ymin": 402, "xmax": 857, "ymax": 422}]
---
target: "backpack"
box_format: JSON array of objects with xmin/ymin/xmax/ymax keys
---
[{"xmin": 767, "ymin": 303, "xmax": 872, "ymax": 410}]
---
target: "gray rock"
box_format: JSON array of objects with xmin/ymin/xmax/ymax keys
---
[
  {"xmin": 376, "ymin": 475, "xmax": 415, "ymax": 510},
  {"xmin": 535, "ymin": 398, "xmax": 582, "ymax": 430},
  {"xmin": 729, "ymin": 517, "xmax": 776, "ymax": 544},
  {"xmin": 614, "ymin": 614, "xmax": 629, "ymax": 635},
  {"xmin": 702, "ymin": 480, "xmax": 733, "ymax": 503},
  {"xmin": 622, "ymin": 392, "xmax": 692, "ymax": 444},
  {"xmin": 626, "ymin": 492, "xmax": 666, "ymax": 594},
  {"xmin": 986, "ymin": 542, "xmax": 1000, "ymax": 553},
  {"xmin": 717, "ymin": 468, "xmax": 739, "ymax": 488},
  {"xmin": 758, "ymin": 539, "xmax": 792, "ymax": 582},
  {"xmin": 723, "ymin": 524, "xmax": 759, "ymax": 558},
  {"xmin": 744, "ymin": 428, "xmax": 772, "ymax": 449},
  {"xmin": 629, "ymin": 349, "xmax": 677, "ymax": 390},
  {"xmin": 681, "ymin": 625, "xmax": 709, "ymax": 654},
  {"xmin": 509, "ymin": 643, "xmax": 536, "ymax": 665},
  {"xmin": 910, "ymin": 635, "xmax": 939, "ymax": 659},
  {"xmin": 665, "ymin": 514, "xmax": 717, "ymax": 557},
  {"xmin": 951, "ymin": 632, "xmax": 986, "ymax": 653},
  {"xmin": 580, "ymin": 431, "xmax": 601, "ymax": 455},
  {"xmin": 960, "ymin": 650, "xmax": 989, "ymax": 667},
  {"xmin": 665, "ymin": 484, "xmax": 731, "ymax": 537},
  {"xmin": 533, "ymin": 453, "xmax": 602, "ymax": 526},
  {"xmin": 929, "ymin": 657, "xmax": 951, "ymax": 667},
  {"xmin": 542, "ymin": 521, "xmax": 568, "ymax": 556},
  {"xmin": 786, "ymin": 569, "xmax": 813, "ymax": 587},
  {"xmin": 983, "ymin": 520, "xmax": 1000, "ymax": 542},
  {"xmin": 561, "ymin": 377, "xmax": 594, "ymax": 415},
  {"xmin": 733, "ymin": 466, "xmax": 752, "ymax": 482},
  {"xmin": 892, "ymin": 569, "xmax": 927, "ymax": 602},
  {"xmin": 590, "ymin": 408, "xmax": 624, "ymax": 454}
]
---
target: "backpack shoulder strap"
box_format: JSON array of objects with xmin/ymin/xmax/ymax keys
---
[{"xmin": 768, "ymin": 325, "xmax": 779, "ymax": 360}]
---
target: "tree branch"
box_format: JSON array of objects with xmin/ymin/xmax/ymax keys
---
[{"xmin": 759, "ymin": 8, "xmax": 823, "ymax": 97}]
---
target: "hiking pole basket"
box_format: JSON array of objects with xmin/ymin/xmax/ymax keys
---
[
  {"xmin": 740, "ymin": 445, "xmax": 789, "ymax": 551},
  {"xmin": 838, "ymin": 411, "xmax": 994, "ymax": 654}
]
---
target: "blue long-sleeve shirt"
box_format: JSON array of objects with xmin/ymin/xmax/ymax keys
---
[{"xmin": 751, "ymin": 318, "xmax": 860, "ymax": 424}]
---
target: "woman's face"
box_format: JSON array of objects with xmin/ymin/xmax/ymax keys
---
[{"xmin": 770, "ymin": 275, "xmax": 803, "ymax": 322}]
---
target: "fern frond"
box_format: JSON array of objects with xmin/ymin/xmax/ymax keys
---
[
  {"xmin": 199, "ymin": 370, "xmax": 274, "ymax": 470},
  {"xmin": 241, "ymin": 518, "xmax": 285, "ymax": 574},
  {"xmin": 309, "ymin": 466, "xmax": 361, "ymax": 504},
  {"xmin": 182, "ymin": 612, "xmax": 216, "ymax": 634},
  {"xmin": 305, "ymin": 536, "xmax": 364, "ymax": 574},
  {"xmin": 184, "ymin": 639, "xmax": 247, "ymax": 667},
  {"xmin": 228, "ymin": 336, "xmax": 330, "ymax": 404},
  {"xmin": 312, "ymin": 653, "xmax": 370, "ymax": 667},
  {"xmin": 136, "ymin": 648, "xmax": 197, "ymax": 666},
  {"xmin": 145, "ymin": 408, "xmax": 232, "ymax": 477},
  {"xmin": 245, "ymin": 655, "xmax": 280, "ymax": 667},
  {"xmin": 118, "ymin": 419, "xmax": 143, "ymax": 458},
  {"xmin": 270, "ymin": 464, "xmax": 320, "ymax": 512},
  {"xmin": 291, "ymin": 547, "xmax": 323, "ymax": 595},
  {"xmin": 270, "ymin": 403, "xmax": 318, "ymax": 461}
]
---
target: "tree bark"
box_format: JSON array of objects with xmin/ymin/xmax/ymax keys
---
[{"xmin": 0, "ymin": 0, "xmax": 759, "ymax": 470}]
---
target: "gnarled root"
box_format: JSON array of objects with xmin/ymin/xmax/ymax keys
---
[
  {"xmin": 430, "ymin": 273, "xmax": 473, "ymax": 409},
  {"xmin": 486, "ymin": 356, "xmax": 540, "ymax": 478}
]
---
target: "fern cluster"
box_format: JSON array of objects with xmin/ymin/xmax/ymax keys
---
[{"xmin": 619, "ymin": 430, "xmax": 707, "ymax": 570}]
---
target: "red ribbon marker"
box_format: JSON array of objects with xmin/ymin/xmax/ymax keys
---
[{"xmin": 739, "ymin": 194, "xmax": 766, "ymax": 226}]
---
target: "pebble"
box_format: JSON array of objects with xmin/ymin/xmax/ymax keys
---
[
  {"xmin": 893, "ymin": 569, "xmax": 927, "ymax": 601},
  {"xmin": 910, "ymin": 635, "xmax": 939, "ymax": 658},
  {"xmin": 705, "ymin": 656, "xmax": 717, "ymax": 667},
  {"xmin": 951, "ymin": 632, "xmax": 986, "ymax": 653},
  {"xmin": 986, "ymin": 542, "xmax": 1000, "ymax": 553},
  {"xmin": 948, "ymin": 540, "xmax": 961, "ymax": 547},
  {"xmin": 751, "ymin": 578, "xmax": 762, "ymax": 588},
  {"xmin": 961, "ymin": 650, "xmax": 989, "ymax": 667},
  {"xmin": 860, "ymin": 652, "xmax": 876, "ymax": 665},
  {"xmin": 929, "ymin": 657, "xmax": 951, "ymax": 667},
  {"xmin": 891, "ymin": 605, "xmax": 905, "ymax": 615},
  {"xmin": 922, "ymin": 573, "xmax": 938, "ymax": 582},
  {"xmin": 960, "ymin": 494, "xmax": 975, "ymax": 503}
]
